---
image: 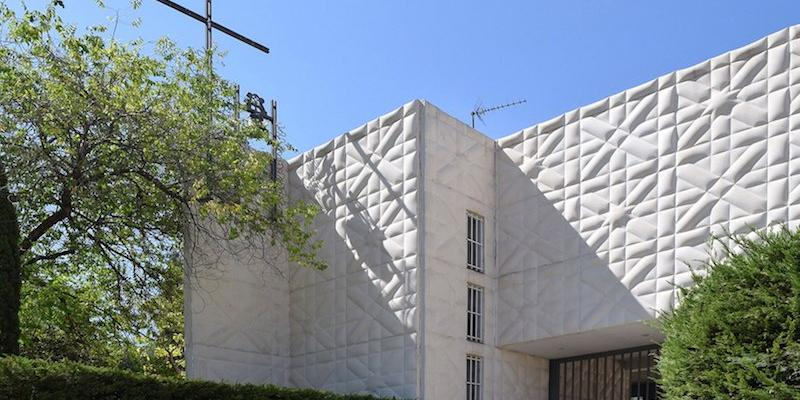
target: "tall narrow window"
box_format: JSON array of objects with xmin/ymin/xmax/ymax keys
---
[
  {"xmin": 466, "ymin": 355, "xmax": 483, "ymax": 400},
  {"xmin": 467, "ymin": 212, "xmax": 484, "ymax": 272},
  {"xmin": 466, "ymin": 284, "xmax": 483, "ymax": 342}
]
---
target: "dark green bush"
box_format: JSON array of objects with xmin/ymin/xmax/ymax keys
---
[
  {"xmin": 658, "ymin": 227, "xmax": 800, "ymax": 399},
  {"xmin": 0, "ymin": 356, "xmax": 391, "ymax": 400}
]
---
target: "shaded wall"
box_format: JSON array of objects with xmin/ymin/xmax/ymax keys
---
[
  {"xmin": 421, "ymin": 104, "xmax": 548, "ymax": 400},
  {"xmin": 184, "ymin": 216, "xmax": 291, "ymax": 385},
  {"xmin": 496, "ymin": 25, "xmax": 800, "ymax": 353}
]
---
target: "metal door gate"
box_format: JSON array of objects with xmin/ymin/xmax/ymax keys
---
[{"xmin": 548, "ymin": 345, "xmax": 660, "ymax": 400}]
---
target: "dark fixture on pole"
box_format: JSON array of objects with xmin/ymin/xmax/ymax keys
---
[{"xmin": 245, "ymin": 93, "xmax": 279, "ymax": 182}]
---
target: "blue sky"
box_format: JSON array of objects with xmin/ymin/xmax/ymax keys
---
[{"xmin": 16, "ymin": 0, "xmax": 800, "ymax": 155}]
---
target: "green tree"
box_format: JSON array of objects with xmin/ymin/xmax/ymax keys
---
[
  {"xmin": 658, "ymin": 227, "xmax": 800, "ymax": 399},
  {"xmin": 0, "ymin": 0, "xmax": 322, "ymax": 363},
  {"xmin": 18, "ymin": 256, "xmax": 186, "ymax": 376}
]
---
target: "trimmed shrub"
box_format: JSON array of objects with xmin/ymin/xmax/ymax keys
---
[
  {"xmin": 0, "ymin": 356, "xmax": 392, "ymax": 400},
  {"xmin": 658, "ymin": 227, "xmax": 800, "ymax": 399}
]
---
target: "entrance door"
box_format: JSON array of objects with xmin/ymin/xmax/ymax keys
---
[{"xmin": 548, "ymin": 345, "xmax": 660, "ymax": 400}]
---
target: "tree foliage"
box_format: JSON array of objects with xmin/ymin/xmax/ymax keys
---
[
  {"xmin": 658, "ymin": 227, "xmax": 800, "ymax": 399},
  {"xmin": 20, "ymin": 259, "xmax": 185, "ymax": 376},
  {"xmin": 0, "ymin": 0, "xmax": 322, "ymax": 371}
]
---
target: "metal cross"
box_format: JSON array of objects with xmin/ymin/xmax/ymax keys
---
[
  {"xmin": 154, "ymin": 0, "xmax": 270, "ymax": 57},
  {"xmin": 156, "ymin": 0, "xmax": 280, "ymax": 183}
]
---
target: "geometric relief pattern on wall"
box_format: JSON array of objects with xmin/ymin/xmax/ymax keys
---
[
  {"xmin": 186, "ymin": 229, "xmax": 291, "ymax": 385},
  {"xmin": 424, "ymin": 107, "xmax": 496, "ymax": 275},
  {"xmin": 285, "ymin": 100, "xmax": 422, "ymax": 398},
  {"xmin": 420, "ymin": 106, "xmax": 503, "ymax": 400},
  {"xmin": 496, "ymin": 25, "xmax": 800, "ymax": 344},
  {"xmin": 495, "ymin": 351, "xmax": 549, "ymax": 400},
  {"xmin": 420, "ymin": 106, "xmax": 550, "ymax": 400}
]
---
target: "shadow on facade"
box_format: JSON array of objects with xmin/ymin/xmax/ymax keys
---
[
  {"xmin": 287, "ymin": 145, "xmax": 416, "ymax": 396},
  {"xmin": 496, "ymin": 150, "xmax": 656, "ymax": 358}
]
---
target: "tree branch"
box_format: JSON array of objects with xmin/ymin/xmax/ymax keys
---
[
  {"xmin": 19, "ymin": 185, "xmax": 72, "ymax": 256},
  {"xmin": 23, "ymin": 248, "xmax": 75, "ymax": 266},
  {"xmin": 134, "ymin": 170, "xmax": 187, "ymax": 204}
]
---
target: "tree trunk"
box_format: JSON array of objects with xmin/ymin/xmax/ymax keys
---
[{"xmin": 0, "ymin": 159, "xmax": 21, "ymax": 355}]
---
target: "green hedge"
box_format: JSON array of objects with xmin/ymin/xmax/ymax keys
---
[
  {"xmin": 0, "ymin": 356, "xmax": 392, "ymax": 400},
  {"xmin": 658, "ymin": 227, "xmax": 800, "ymax": 399}
]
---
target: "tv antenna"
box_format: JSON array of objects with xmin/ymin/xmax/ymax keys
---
[{"xmin": 471, "ymin": 99, "xmax": 527, "ymax": 128}]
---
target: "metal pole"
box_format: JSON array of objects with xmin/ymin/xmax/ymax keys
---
[
  {"xmin": 271, "ymin": 100, "xmax": 278, "ymax": 181},
  {"xmin": 205, "ymin": 0, "xmax": 212, "ymax": 70},
  {"xmin": 234, "ymin": 84, "xmax": 240, "ymax": 120},
  {"xmin": 205, "ymin": 0, "xmax": 212, "ymax": 50},
  {"xmin": 270, "ymin": 99, "xmax": 279, "ymax": 220}
]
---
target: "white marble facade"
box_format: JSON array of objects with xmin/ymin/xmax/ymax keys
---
[{"xmin": 186, "ymin": 26, "xmax": 800, "ymax": 399}]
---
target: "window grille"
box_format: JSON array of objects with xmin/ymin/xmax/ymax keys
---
[
  {"xmin": 467, "ymin": 213, "xmax": 484, "ymax": 272},
  {"xmin": 466, "ymin": 355, "xmax": 483, "ymax": 400},
  {"xmin": 466, "ymin": 284, "xmax": 484, "ymax": 342},
  {"xmin": 548, "ymin": 345, "xmax": 661, "ymax": 400}
]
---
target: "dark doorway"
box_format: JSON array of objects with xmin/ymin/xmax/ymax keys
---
[{"xmin": 548, "ymin": 345, "xmax": 660, "ymax": 400}]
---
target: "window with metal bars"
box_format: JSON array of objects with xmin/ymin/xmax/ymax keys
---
[
  {"xmin": 548, "ymin": 345, "xmax": 660, "ymax": 400},
  {"xmin": 466, "ymin": 284, "xmax": 483, "ymax": 342},
  {"xmin": 467, "ymin": 212, "xmax": 484, "ymax": 272},
  {"xmin": 466, "ymin": 355, "xmax": 482, "ymax": 400}
]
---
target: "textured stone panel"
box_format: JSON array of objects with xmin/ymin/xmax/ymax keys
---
[
  {"xmin": 421, "ymin": 104, "xmax": 549, "ymax": 399},
  {"xmin": 494, "ymin": 350, "xmax": 549, "ymax": 400},
  {"xmin": 286, "ymin": 101, "xmax": 421, "ymax": 398},
  {"xmin": 496, "ymin": 26, "xmax": 800, "ymax": 347},
  {"xmin": 185, "ymin": 221, "xmax": 291, "ymax": 385}
]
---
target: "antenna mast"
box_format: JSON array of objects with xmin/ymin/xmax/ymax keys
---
[{"xmin": 471, "ymin": 99, "xmax": 527, "ymax": 128}]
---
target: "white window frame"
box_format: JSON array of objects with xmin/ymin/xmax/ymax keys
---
[
  {"xmin": 466, "ymin": 354, "xmax": 483, "ymax": 400},
  {"xmin": 467, "ymin": 212, "xmax": 485, "ymax": 273},
  {"xmin": 466, "ymin": 284, "xmax": 484, "ymax": 343}
]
